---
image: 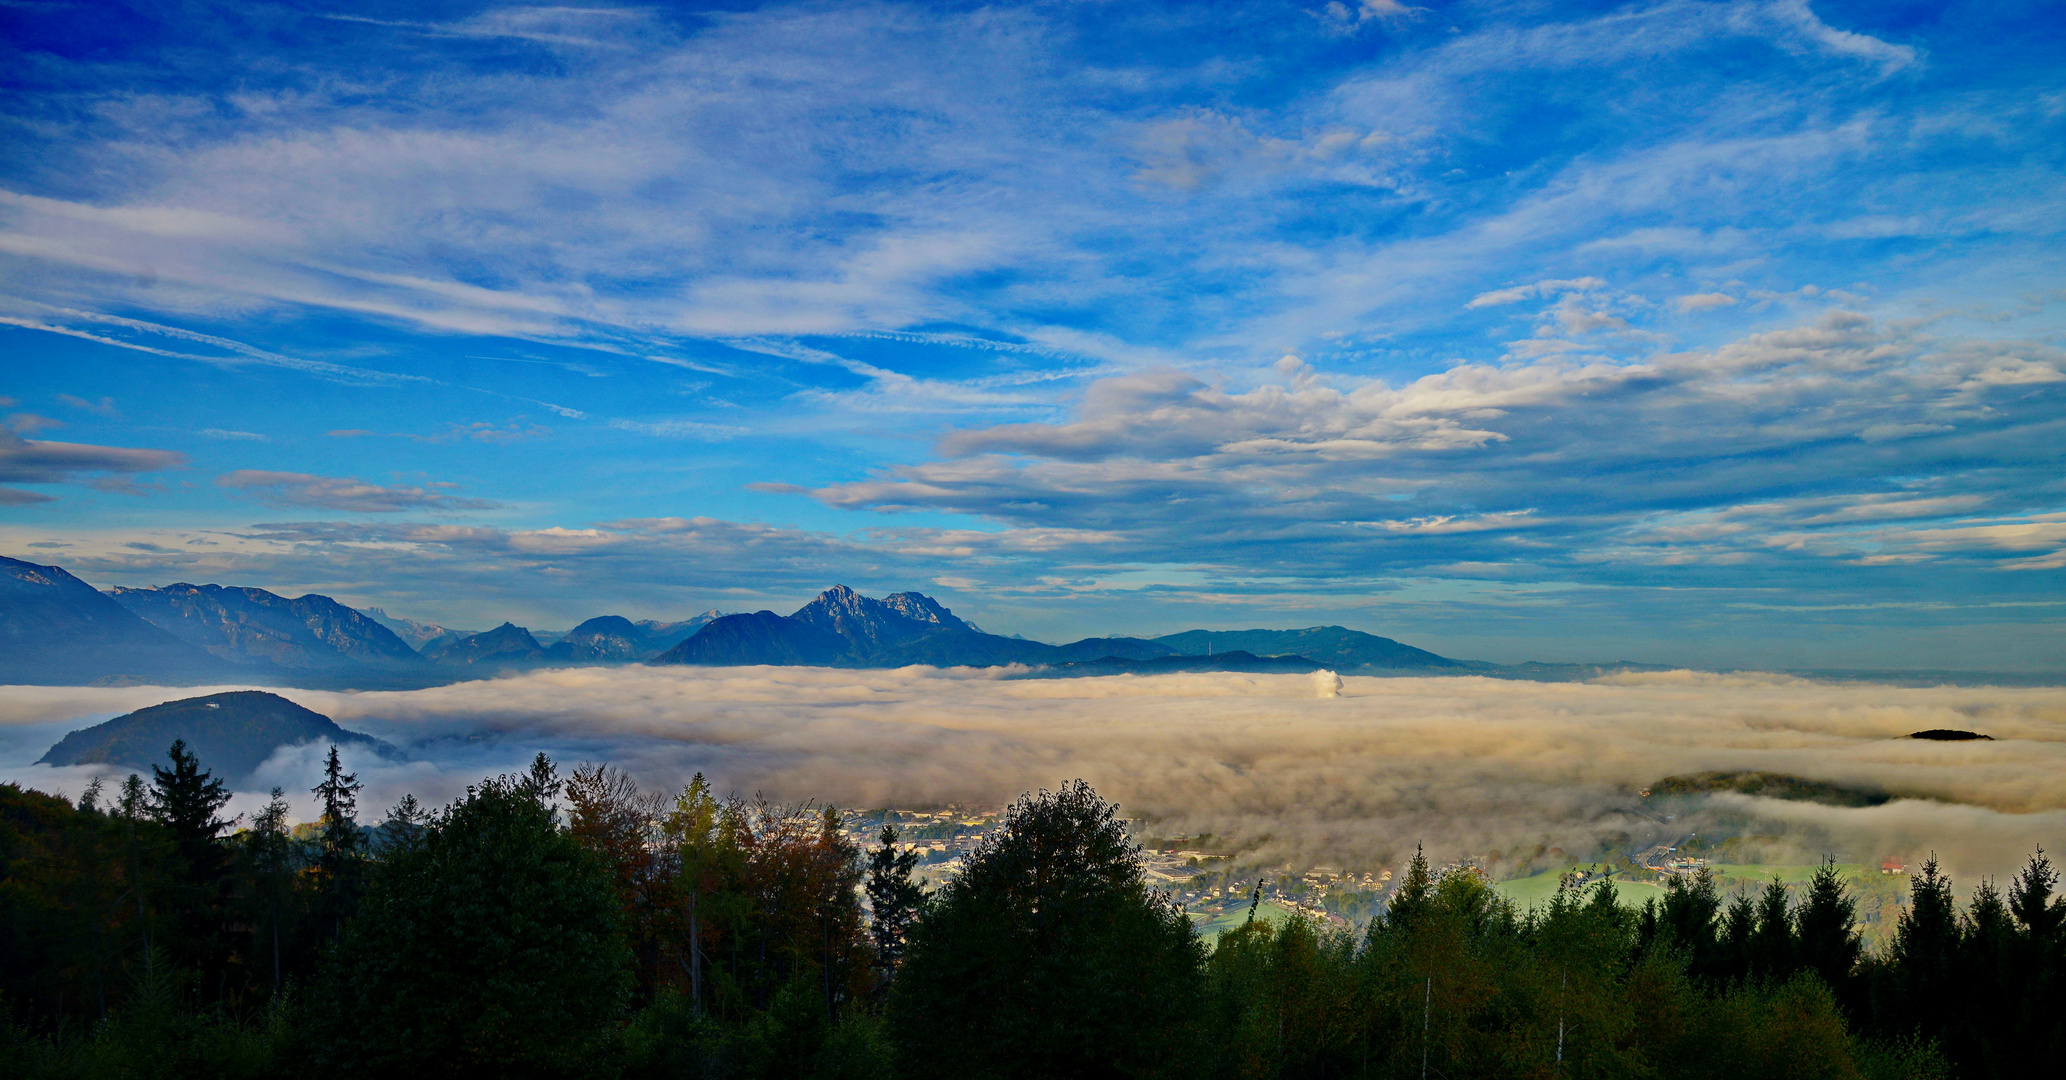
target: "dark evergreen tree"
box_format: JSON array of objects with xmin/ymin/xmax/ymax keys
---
[
  {"xmin": 2004, "ymin": 849, "xmax": 2066, "ymax": 1070},
  {"xmin": 864, "ymin": 824, "xmax": 923, "ymax": 980},
  {"xmin": 148, "ymin": 739, "xmax": 232, "ymax": 879},
  {"xmin": 521, "ymin": 751, "xmax": 561, "ymax": 807},
  {"xmin": 889, "ymin": 779, "xmax": 1205, "ymax": 1080},
  {"xmin": 240, "ymin": 787, "xmax": 297, "ymax": 992},
  {"xmin": 308, "ymin": 773, "xmax": 632, "ymax": 1074},
  {"xmin": 1717, "ymin": 888, "xmax": 1756, "ymax": 982},
  {"xmin": 1880, "ymin": 856, "xmax": 1957, "ymax": 1042},
  {"xmin": 377, "ymin": 792, "xmax": 430, "ymax": 852},
  {"xmin": 147, "ymin": 740, "xmax": 233, "ymax": 980},
  {"xmin": 1650, "ymin": 867, "xmax": 1724, "ymax": 978},
  {"xmin": 1749, "ymin": 877, "xmax": 1795, "ymax": 983},
  {"xmin": 1795, "ymin": 857, "xmax": 1862, "ymax": 1011},
  {"xmin": 309, "ymin": 745, "xmax": 364, "ymax": 941},
  {"xmin": 1384, "ymin": 844, "xmax": 1435, "ymax": 929}
]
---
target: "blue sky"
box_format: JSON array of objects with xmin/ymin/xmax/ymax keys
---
[{"xmin": 2, "ymin": 0, "xmax": 2062, "ymax": 669}]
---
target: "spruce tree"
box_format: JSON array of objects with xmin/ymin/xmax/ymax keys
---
[
  {"xmin": 242, "ymin": 787, "xmax": 296, "ymax": 990},
  {"xmin": 1718, "ymin": 890, "xmax": 1756, "ymax": 982},
  {"xmin": 378, "ymin": 793, "xmax": 430, "ymax": 852},
  {"xmin": 147, "ymin": 740, "xmax": 233, "ymax": 979},
  {"xmin": 1795, "ymin": 857, "xmax": 1862, "ymax": 1008},
  {"xmin": 864, "ymin": 824, "xmax": 924, "ymax": 978},
  {"xmin": 148, "ymin": 739, "xmax": 232, "ymax": 873},
  {"xmin": 311, "ymin": 745, "xmax": 364, "ymax": 939},
  {"xmin": 2008, "ymin": 848, "xmax": 2064, "ymax": 942},
  {"xmin": 1884, "ymin": 856, "xmax": 1957, "ymax": 1039},
  {"xmin": 1749, "ymin": 877, "xmax": 1795, "ymax": 982},
  {"xmin": 1386, "ymin": 844, "xmax": 1436, "ymax": 930}
]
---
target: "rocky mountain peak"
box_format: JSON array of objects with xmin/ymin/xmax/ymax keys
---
[
  {"xmin": 790, "ymin": 585, "xmax": 968, "ymax": 651},
  {"xmin": 881, "ymin": 591, "xmax": 971, "ymax": 632}
]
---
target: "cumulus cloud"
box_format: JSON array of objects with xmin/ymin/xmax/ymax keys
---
[
  {"xmin": 800, "ymin": 313, "xmax": 2066, "ymax": 582},
  {"xmin": 215, "ymin": 470, "xmax": 501, "ymax": 512},
  {"xmin": 1675, "ymin": 292, "xmax": 1737, "ymax": 312},
  {"xmin": 2, "ymin": 668, "xmax": 2059, "ymax": 883}
]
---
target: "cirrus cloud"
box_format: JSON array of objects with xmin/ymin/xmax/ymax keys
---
[{"xmin": 215, "ymin": 470, "xmax": 502, "ymax": 513}]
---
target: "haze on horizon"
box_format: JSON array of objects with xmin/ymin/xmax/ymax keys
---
[{"xmin": 2, "ymin": 0, "xmax": 2062, "ymax": 671}]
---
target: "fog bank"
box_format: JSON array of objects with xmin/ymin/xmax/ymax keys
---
[{"xmin": 3, "ymin": 667, "xmax": 2061, "ymax": 881}]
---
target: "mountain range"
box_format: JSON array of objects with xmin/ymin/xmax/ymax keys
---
[
  {"xmin": 108, "ymin": 582, "xmax": 425, "ymax": 672},
  {"xmin": 3, "ymin": 555, "xmax": 1511, "ymax": 688},
  {"xmin": 2, "ymin": 557, "xmax": 239, "ymax": 685}
]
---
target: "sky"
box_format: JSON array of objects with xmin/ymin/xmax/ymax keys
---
[{"xmin": 2, "ymin": 0, "xmax": 2063, "ymax": 670}]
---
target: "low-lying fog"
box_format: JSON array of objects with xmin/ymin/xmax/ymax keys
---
[{"xmin": 5, "ymin": 667, "xmax": 2062, "ymax": 883}]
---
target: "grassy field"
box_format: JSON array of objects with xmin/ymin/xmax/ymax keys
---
[
  {"xmin": 1492, "ymin": 868, "xmax": 1668, "ymax": 911},
  {"xmin": 1191, "ymin": 900, "xmax": 1300, "ymax": 941},
  {"xmin": 1495, "ymin": 862, "xmax": 1894, "ymax": 915}
]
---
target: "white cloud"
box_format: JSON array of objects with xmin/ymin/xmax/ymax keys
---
[
  {"xmin": 215, "ymin": 470, "xmax": 501, "ymax": 513},
  {"xmin": 1675, "ymin": 292, "xmax": 1737, "ymax": 312}
]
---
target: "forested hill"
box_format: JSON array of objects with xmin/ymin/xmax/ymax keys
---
[{"xmin": 36, "ymin": 690, "xmax": 394, "ymax": 783}]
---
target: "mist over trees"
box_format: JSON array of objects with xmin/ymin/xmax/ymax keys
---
[{"xmin": 2, "ymin": 742, "xmax": 2061, "ymax": 1078}]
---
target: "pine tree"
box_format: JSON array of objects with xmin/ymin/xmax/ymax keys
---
[
  {"xmin": 1386, "ymin": 844, "xmax": 1436, "ymax": 930},
  {"xmin": 1717, "ymin": 889, "xmax": 1756, "ymax": 981},
  {"xmin": 661, "ymin": 771, "xmax": 721, "ymax": 1018},
  {"xmin": 1656, "ymin": 867, "xmax": 1723, "ymax": 977},
  {"xmin": 117, "ymin": 773, "xmax": 147, "ymax": 820},
  {"xmin": 243, "ymin": 787, "xmax": 296, "ymax": 990},
  {"xmin": 1884, "ymin": 855, "xmax": 1957, "ymax": 1039},
  {"xmin": 2008, "ymin": 848, "xmax": 2064, "ymax": 942},
  {"xmin": 379, "ymin": 793, "xmax": 430, "ymax": 852},
  {"xmin": 1795, "ymin": 857, "xmax": 1862, "ymax": 1008},
  {"xmin": 312, "ymin": 745, "xmax": 363, "ymax": 866},
  {"xmin": 311, "ymin": 745, "xmax": 364, "ymax": 940},
  {"xmin": 148, "ymin": 740, "xmax": 232, "ymax": 869},
  {"xmin": 521, "ymin": 752, "xmax": 560, "ymax": 808},
  {"xmin": 145, "ymin": 741, "xmax": 235, "ymax": 987},
  {"xmin": 1749, "ymin": 877, "xmax": 1794, "ymax": 983},
  {"xmin": 865, "ymin": 824, "xmax": 924, "ymax": 978}
]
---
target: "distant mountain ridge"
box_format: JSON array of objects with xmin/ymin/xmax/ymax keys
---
[
  {"xmin": 426, "ymin": 622, "xmax": 548, "ymax": 669},
  {"xmin": 1, "ymin": 557, "xmax": 236, "ymax": 685},
  {"xmin": 3, "ymin": 556, "xmax": 1511, "ymax": 686},
  {"xmin": 1151, "ymin": 627, "xmax": 1468, "ymax": 671},
  {"xmin": 547, "ymin": 611, "xmax": 726, "ymax": 662},
  {"xmin": 108, "ymin": 583, "xmax": 425, "ymax": 671},
  {"xmin": 651, "ymin": 585, "xmax": 1456, "ymax": 673},
  {"xmin": 362, "ymin": 607, "xmax": 472, "ymax": 652}
]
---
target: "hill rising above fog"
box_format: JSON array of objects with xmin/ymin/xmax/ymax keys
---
[{"xmin": 37, "ymin": 690, "xmax": 394, "ymax": 783}]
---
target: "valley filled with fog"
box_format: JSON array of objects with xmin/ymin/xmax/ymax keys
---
[{"xmin": 6, "ymin": 666, "xmax": 2061, "ymax": 884}]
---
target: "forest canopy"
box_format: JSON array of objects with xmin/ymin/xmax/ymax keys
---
[{"xmin": 2, "ymin": 742, "xmax": 2061, "ymax": 1079}]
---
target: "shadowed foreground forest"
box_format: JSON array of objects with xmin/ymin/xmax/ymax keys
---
[{"xmin": 3, "ymin": 743, "xmax": 2063, "ymax": 1079}]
